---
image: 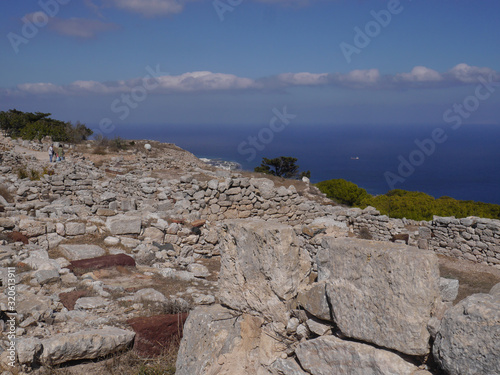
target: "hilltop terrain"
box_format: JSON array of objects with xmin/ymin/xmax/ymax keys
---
[{"xmin": 0, "ymin": 135, "xmax": 499, "ymax": 375}]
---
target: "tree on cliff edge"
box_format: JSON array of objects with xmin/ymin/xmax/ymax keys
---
[{"xmin": 254, "ymin": 156, "xmax": 310, "ymax": 179}]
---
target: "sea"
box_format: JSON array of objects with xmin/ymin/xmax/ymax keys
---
[{"xmin": 110, "ymin": 123, "xmax": 500, "ymax": 205}]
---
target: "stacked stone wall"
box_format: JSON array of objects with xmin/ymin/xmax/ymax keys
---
[{"xmin": 1, "ymin": 147, "xmax": 499, "ymax": 268}]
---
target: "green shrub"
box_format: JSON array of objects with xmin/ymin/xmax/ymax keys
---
[
  {"xmin": 110, "ymin": 136, "xmax": 128, "ymax": 151},
  {"xmin": 362, "ymin": 189, "xmax": 500, "ymax": 221},
  {"xmin": 316, "ymin": 179, "xmax": 500, "ymax": 221},
  {"xmin": 0, "ymin": 109, "xmax": 92, "ymax": 142},
  {"xmin": 315, "ymin": 179, "xmax": 370, "ymax": 206}
]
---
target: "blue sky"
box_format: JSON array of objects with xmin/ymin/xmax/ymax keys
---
[{"xmin": 1, "ymin": 0, "xmax": 499, "ymax": 131}]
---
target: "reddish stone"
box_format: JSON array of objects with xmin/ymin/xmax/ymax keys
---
[
  {"xmin": 68, "ymin": 253, "xmax": 136, "ymax": 275},
  {"xmin": 127, "ymin": 313, "xmax": 188, "ymax": 357},
  {"xmin": 7, "ymin": 231, "xmax": 29, "ymax": 244},
  {"xmin": 59, "ymin": 290, "xmax": 88, "ymax": 310},
  {"xmin": 190, "ymin": 220, "xmax": 206, "ymax": 228}
]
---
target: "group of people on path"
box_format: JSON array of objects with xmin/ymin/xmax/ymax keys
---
[{"xmin": 48, "ymin": 144, "xmax": 65, "ymax": 162}]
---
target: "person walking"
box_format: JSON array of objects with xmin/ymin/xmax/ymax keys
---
[
  {"xmin": 59, "ymin": 145, "xmax": 65, "ymax": 161},
  {"xmin": 48, "ymin": 144, "xmax": 54, "ymax": 162}
]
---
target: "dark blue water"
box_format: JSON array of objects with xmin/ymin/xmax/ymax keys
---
[{"xmin": 110, "ymin": 124, "xmax": 500, "ymax": 205}]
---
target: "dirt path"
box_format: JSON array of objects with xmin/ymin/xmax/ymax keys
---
[
  {"xmin": 438, "ymin": 254, "xmax": 500, "ymax": 303},
  {"xmin": 13, "ymin": 144, "xmax": 49, "ymax": 162}
]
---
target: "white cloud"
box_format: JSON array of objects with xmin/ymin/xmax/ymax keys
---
[
  {"xmin": 6, "ymin": 65, "xmax": 500, "ymax": 97},
  {"xmin": 68, "ymin": 80, "xmax": 124, "ymax": 94},
  {"xmin": 446, "ymin": 63, "xmax": 497, "ymax": 83},
  {"xmin": 335, "ymin": 69, "xmax": 381, "ymax": 87},
  {"xmin": 395, "ymin": 66, "xmax": 443, "ymax": 82},
  {"xmin": 276, "ymin": 72, "xmax": 329, "ymax": 86},
  {"xmin": 155, "ymin": 71, "xmax": 257, "ymax": 91},
  {"xmin": 107, "ymin": 0, "xmax": 185, "ymax": 17},
  {"xmin": 17, "ymin": 83, "xmax": 65, "ymax": 95}
]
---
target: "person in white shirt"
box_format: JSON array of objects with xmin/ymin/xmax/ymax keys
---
[{"xmin": 48, "ymin": 144, "xmax": 54, "ymax": 162}]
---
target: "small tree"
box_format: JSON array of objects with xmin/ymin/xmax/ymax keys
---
[{"xmin": 254, "ymin": 156, "xmax": 309, "ymax": 179}]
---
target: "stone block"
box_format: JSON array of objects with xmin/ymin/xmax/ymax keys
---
[
  {"xmin": 106, "ymin": 215, "xmax": 142, "ymax": 235},
  {"xmin": 317, "ymin": 237, "xmax": 440, "ymax": 356},
  {"xmin": 59, "ymin": 244, "xmax": 106, "ymax": 261}
]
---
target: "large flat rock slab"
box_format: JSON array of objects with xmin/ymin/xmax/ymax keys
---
[
  {"xmin": 295, "ymin": 336, "xmax": 423, "ymax": 375},
  {"xmin": 59, "ymin": 244, "xmax": 106, "ymax": 261},
  {"xmin": 317, "ymin": 237, "xmax": 440, "ymax": 356},
  {"xmin": 40, "ymin": 327, "xmax": 135, "ymax": 365},
  {"xmin": 106, "ymin": 215, "xmax": 142, "ymax": 235}
]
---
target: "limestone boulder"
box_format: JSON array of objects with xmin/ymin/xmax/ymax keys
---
[
  {"xmin": 439, "ymin": 277, "xmax": 459, "ymax": 303},
  {"xmin": 296, "ymin": 281, "xmax": 331, "ymax": 321},
  {"xmin": 0, "ymin": 218, "xmax": 15, "ymax": 229},
  {"xmin": 59, "ymin": 244, "xmax": 106, "ymax": 261},
  {"xmin": 142, "ymin": 227, "xmax": 164, "ymax": 242},
  {"xmin": 74, "ymin": 296, "xmax": 109, "ymax": 310},
  {"xmin": 187, "ymin": 263, "xmax": 210, "ymax": 278},
  {"xmin": 17, "ymin": 294, "xmax": 53, "ymax": 321},
  {"xmin": 270, "ymin": 358, "xmax": 309, "ymax": 375},
  {"xmin": 295, "ymin": 336, "xmax": 422, "ymax": 375},
  {"xmin": 250, "ymin": 178, "xmax": 275, "ymax": 199},
  {"xmin": 17, "ymin": 337, "xmax": 43, "ymax": 365},
  {"xmin": 219, "ymin": 219, "xmax": 311, "ymax": 324},
  {"xmin": 177, "ymin": 304, "xmax": 285, "ymax": 375},
  {"xmin": 176, "ymin": 305, "xmax": 241, "ymax": 375},
  {"xmin": 33, "ymin": 269, "xmax": 60, "ymax": 285},
  {"xmin": 106, "ymin": 215, "xmax": 142, "ymax": 235},
  {"xmin": 24, "ymin": 249, "xmax": 60, "ymax": 271},
  {"xmin": 317, "ymin": 237, "xmax": 440, "ymax": 356},
  {"xmin": 65, "ymin": 222, "xmax": 86, "ymax": 236},
  {"xmin": 432, "ymin": 292, "xmax": 500, "ymax": 375},
  {"xmin": 40, "ymin": 327, "xmax": 135, "ymax": 365},
  {"xmin": 489, "ymin": 282, "xmax": 500, "ymax": 297},
  {"xmin": 19, "ymin": 219, "xmax": 46, "ymax": 237},
  {"xmin": 133, "ymin": 288, "xmax": 167, "ymax": 303}
]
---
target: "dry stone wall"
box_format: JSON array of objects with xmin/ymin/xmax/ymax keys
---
[{"xmin": 1, "ymin": 146, "xmax": 500, "ymax": 268}]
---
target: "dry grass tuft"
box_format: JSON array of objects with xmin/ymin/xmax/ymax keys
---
[{"xmin": 357, "ymin": 227, "xmax": 373, "ymax": 240}]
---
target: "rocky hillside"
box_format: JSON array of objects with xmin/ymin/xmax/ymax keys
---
[{"xmin": 0, "ymin": 135, "xmax": 499, "ymax": 374}]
